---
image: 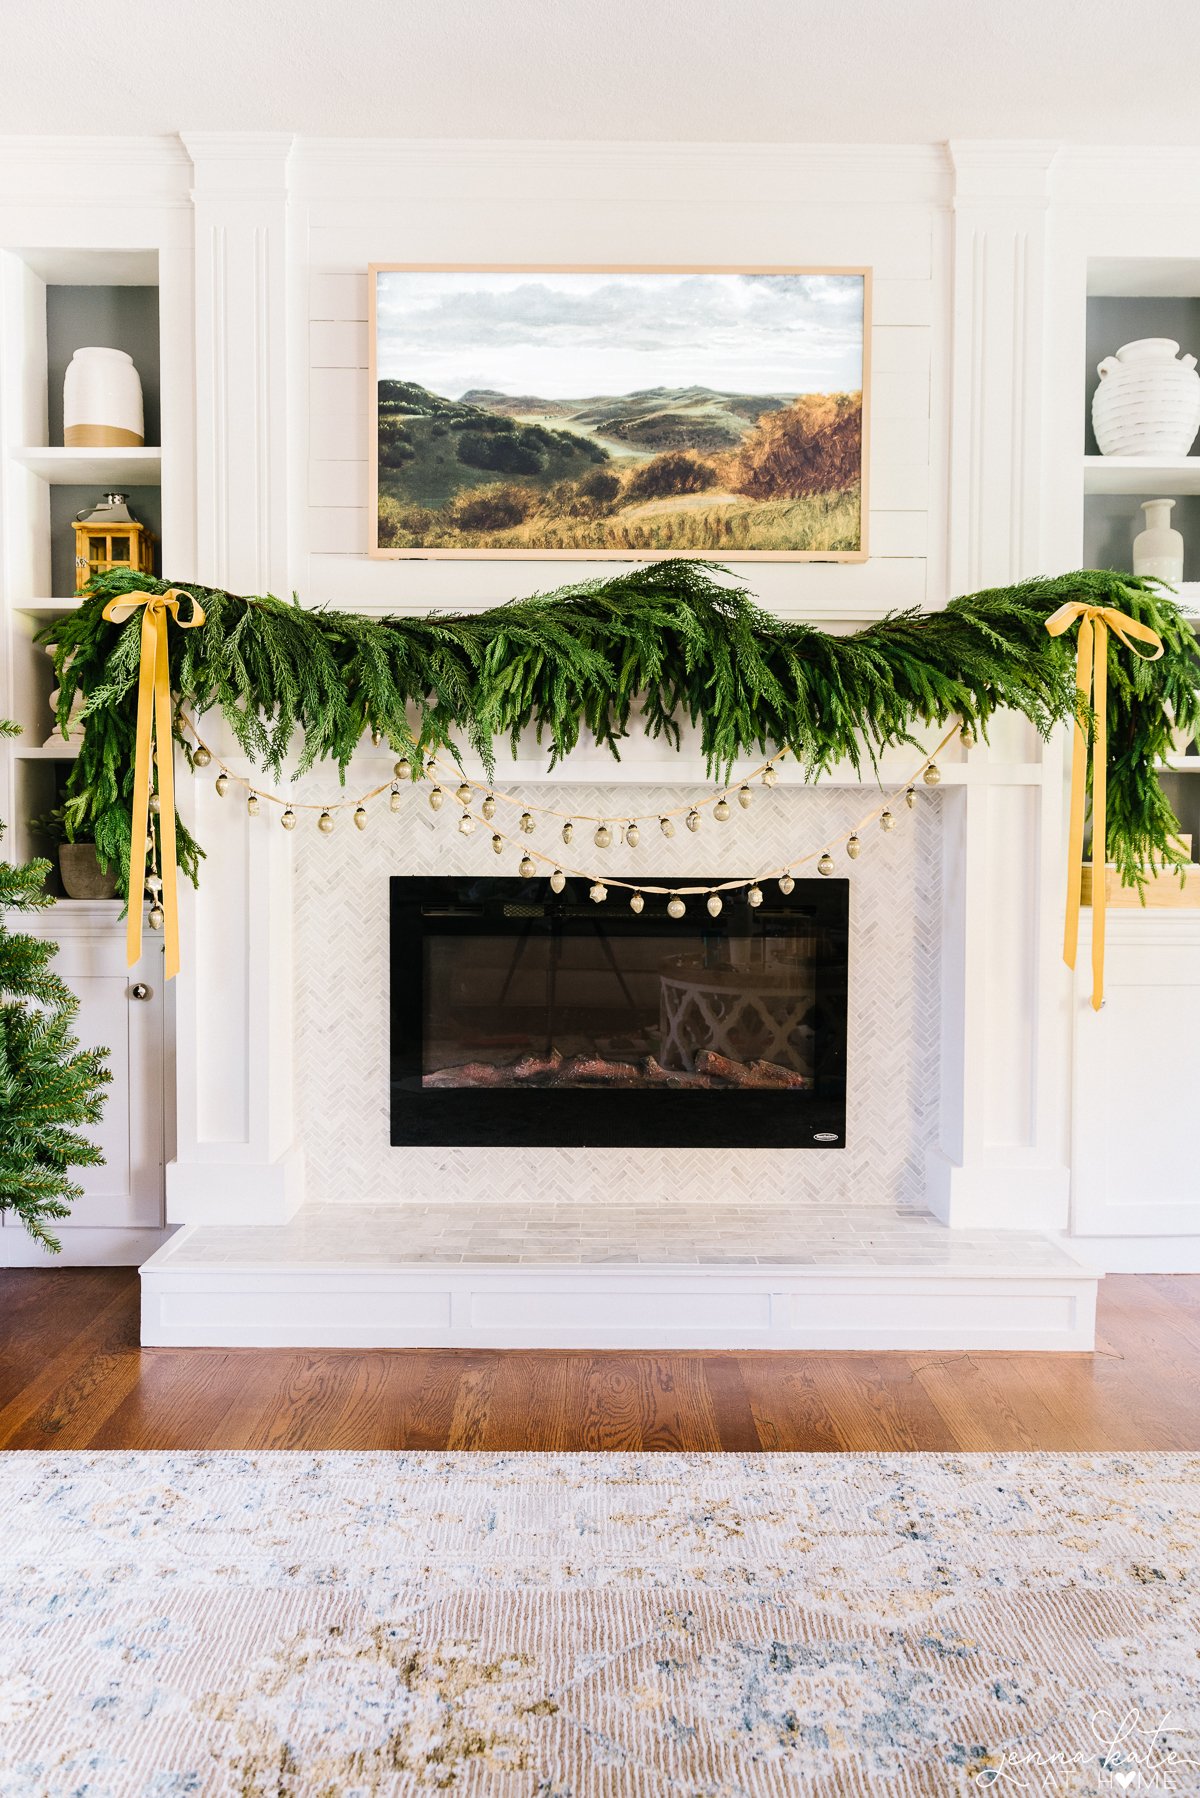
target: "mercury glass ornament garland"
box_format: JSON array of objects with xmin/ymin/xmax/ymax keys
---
[{"xmin": 168, "ymin": 707, "xmax": 958, "ymax": 921}]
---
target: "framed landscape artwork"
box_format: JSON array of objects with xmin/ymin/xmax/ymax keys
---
[{"xmin": 368, "ymin": 264, "xmax": 870, "ymax": 560}]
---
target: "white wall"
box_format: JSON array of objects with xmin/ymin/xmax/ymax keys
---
[{"xmin": 293, "ymin": 143, "xmax": 950, "ymax": 619}]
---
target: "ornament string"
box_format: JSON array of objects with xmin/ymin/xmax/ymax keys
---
[
  {"xmin": 465, "ymin": 725, "xmax": 959, "ymax": 898},
  {"xmin": 101, "ymin": 588, "xmax": 205, "ymax": 979},
  {"xmin": 1044, "ymin": 600, "xmax": 1164, "ymax": 1010},
  {"xmin": 175, "ymin": 707, "xmax": 958, "ymax": 910}
]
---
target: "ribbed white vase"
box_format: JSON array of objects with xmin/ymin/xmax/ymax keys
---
[
  {"xmin": 63, "ymin": 347, "xmax": 144, "ymax": 448},
  {"xmin": 1091, "ymin": 338, "xmax": 1200, "ymax": 458}
]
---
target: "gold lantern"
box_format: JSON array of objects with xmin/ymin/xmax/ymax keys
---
[{"xmin": 72, "ymin": 492, "xmax": 154, "ymax": 594}]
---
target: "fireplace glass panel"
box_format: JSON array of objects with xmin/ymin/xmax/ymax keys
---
[{"xmin": 391, "ymin": 876, "xmax": 848, "ymax": 1148}]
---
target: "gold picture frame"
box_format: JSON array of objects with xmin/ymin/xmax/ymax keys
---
[{"xmin": 368, "ymin": 263, "xmax": 871, "ymax": 562}]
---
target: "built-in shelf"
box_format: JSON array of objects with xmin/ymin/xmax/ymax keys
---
[
  {"xmin": 13, "ymin": 743, "xmax": 81, "ymax": 761},
  {"xmin": 12, "ymin": 446, "xmax": 162, "ymax": 485},
  {"xmin": 1084, "ymin": 455, "xmax": 1200, "ymax": 496},
  {"xmin": 13, "ymin": 597, "xmax": 83, "ymax": 619}
]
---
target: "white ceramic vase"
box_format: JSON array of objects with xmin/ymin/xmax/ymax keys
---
[
  {"xmin": 63, "ymin": 347, "xmax": 144, "ymax": 448},
  {"xmin": 1132, "ymin": 497, "xmax": 1185, "ymax": 584},
  {"xmin": 1091, "ymin": 338, "xmax": 1200, "ymax": 458}
]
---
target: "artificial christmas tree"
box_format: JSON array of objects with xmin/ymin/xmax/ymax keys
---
[{"xmin": 0, "ymin": 721, "xmax": 110, "ymax": 1250}]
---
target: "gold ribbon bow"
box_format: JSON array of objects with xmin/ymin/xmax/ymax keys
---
[
  {"xmin": 101, "ymin": 588, "xmax": 205, "ymax": 980},
  {"xmin": 1044, "ymin": 600, "xmax": 1163, "ymax": 1010}
]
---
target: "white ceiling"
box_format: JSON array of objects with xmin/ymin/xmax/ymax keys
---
[{"xmin": 8, "ymin": 0, "xmax": 1200, "ymax": 144}]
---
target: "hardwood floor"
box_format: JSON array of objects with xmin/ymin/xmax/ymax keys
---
[{"xmin": 2, "ymin": 1268, "xmax": 1198, "ymax": 1452}]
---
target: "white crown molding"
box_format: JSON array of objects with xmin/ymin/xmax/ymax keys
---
[
  {"xmin": 290, "ymin": 137, "xmax": 954, "ymax": 204},
  {"xmin": 948, "ymin": 141, "xmax": 1060, "ymax": 204},
  {"xmin": 183, "ymin": 132, "xmax": 296, "ymax": 199}
]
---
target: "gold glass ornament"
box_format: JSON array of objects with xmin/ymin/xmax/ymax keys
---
[
  {"xmin": 747, "ymin": 885, "xmax": 763, "ymax": 908},
  {"xmin": 519, "ymin": 854, "xmax": 536, "ymax": 878},
  {"xmin": 562, "ymin": 821, "xmax": 574, "ymax": 844},
  {"xmin": 520, "ymin": 812, "xmax": 536, "ymax": 834},
  {"xmin": 629, "ymin": 891, "xmax": 644, "ymax": 914},
  {"xmin": 880, "ymin": 809, "xmax": 896, "ymax": 832},
  {"xmin": 846, "ymin": 833, "xmax": 861, "ymax": 859},
  {"xmin": 318, "ymin": 810, "xmax": 334, "ymax": 834},
  {"xmin": 393, "ymin": 757, "xmax": 412, "ymax": 781},
  {"xmin": 706, "ymin": 893, "xmax": 723, "ymax": 917},
  {"xmin": 737, "ymin": 784, "xmax": 752, "ymax": 809},
  {"xmin": 594, "ymin": 823, "xmax": 612, "ymax": 849},
  {"xmin": 247, "ymin": 793, "xmax": 260, "ymax": 817},
  {"xmin": 428, "ymin": 787, "xmax": 444, "ymax": 811},
  {"xmin": 389, "ymin": 786, "xmax": 403, "ymax": 812},
  {"xmin": 455, "ymin": 782, "xmax": 472, "ymax": 805},
  {"xmin": 192, "ymin": 745, "xmax": 212, "ymax": 769},
  {"xmin": 960, "ymin": 725, "xmax": 975, "ymax": 748},
  {"xmin": 354, "ymin": 806, "xmax": 368, "ymax": 831},
  {"xmin": 281, "ymin": 808, "xmax": 297, "ymax": 830},
  {"xmin": 667, "ymin": 894, "xmax": 686, "ymax": 920},
  {"xmin": 686, "ymin": 809, "xmax": 701, "ymax": 833},
  {"xmin": 148, "ymin": 792, "xmax": 161, "ymax": 815},
  {"xmin": 660, "ymin": 816, "xmax": 675, "ymax": 838},
  {"xmin": 214, "ymin": 773, "xmax": 229, "ymax": 797},
  {"xmin": 923, "ymin": 762, "xmax": 941, "ymax": 786},
  {"xmin": 482, "ymin": 794, "xmax": 496, "ymax": 821},
  {"xmin": 549, "ymin": 868, "xmax": 566, "ymax": 894},
  {"xmin": 590, "ymin": 881, "xmax": 608, "ymax": 904},
  {"xmin": 491, "ymin": 833, "xmax": 503, "ymax": 855},
  {"xmin": 762, "ymin": 762, "xmax": 779, "ymax": 788},
  {"xmin": 817, "ymin": 851, "xmax": 835, "ymax": 876},
  {"xmin": 147, "ymin": 904, "xmax": 165, "ymax": 932},
  {"xmin": 905, "ymin": 786, "xmax": 917, "ymax": 809},
  {"xmin": 625, "ymin": 822, "xmax": 639, "ymax": 847},
  {"xmin": 458, "ymin": 811, "xmax": 475, "ymax": 835},
  {"xmin": 713, "ymin": 797, "xmax": 731, "ymax": 822},
  {"xmin": 778, "ymin": 873, "xmax": 795, "ymax": 894}
]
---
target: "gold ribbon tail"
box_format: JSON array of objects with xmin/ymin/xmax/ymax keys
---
[
  {"xmin": 1045, "ymin": 599, "xmax": 1163, "ymax": 1011},
  {"xmin": 101, "ymin": 588, "xmax": 205, "ymax": 979}
]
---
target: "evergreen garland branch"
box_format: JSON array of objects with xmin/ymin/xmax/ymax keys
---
[{"xmin": 41, "ymin": 561, "xmax": 1200, "ymax": 901}]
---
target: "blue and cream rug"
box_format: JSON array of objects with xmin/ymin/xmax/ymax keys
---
[{"xmin": 0, "ymin": 1452, "xmax": 1197, "ymax": 1796}]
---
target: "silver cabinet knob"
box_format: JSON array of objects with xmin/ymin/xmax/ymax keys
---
[{"xmin": 129, "ymin": 982, "xmax": 153, "ymax": 1001}]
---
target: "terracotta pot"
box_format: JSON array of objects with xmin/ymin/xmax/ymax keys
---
[{"xmin": 58, "ymin": 843, "xmax": 118, "ymax": 900}]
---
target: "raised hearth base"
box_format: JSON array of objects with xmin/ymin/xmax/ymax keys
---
[{"xmin": 140, "ymin": 1203, "xmax": 1099, "ymax": 1350}]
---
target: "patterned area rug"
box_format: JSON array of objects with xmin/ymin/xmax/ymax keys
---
[{"xmin": 0, "ymin": 1452, "xmax": 1197, "ymax": 1797}]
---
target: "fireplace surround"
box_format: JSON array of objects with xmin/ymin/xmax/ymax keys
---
[{"xmin": 390, "ymin": 875, "xmax": 849, "ymax": 1149}]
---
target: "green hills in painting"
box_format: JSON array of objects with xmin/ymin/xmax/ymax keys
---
[{"xmin": 375, "ymin": 378, "xmax": 862, "ymax": 554}]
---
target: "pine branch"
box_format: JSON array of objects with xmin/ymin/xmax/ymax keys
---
[{"xmin": 40, "ymin": 562, "xmax": 1200, "ymax": 906}]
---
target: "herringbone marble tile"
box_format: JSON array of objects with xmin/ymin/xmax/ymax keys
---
[{"xmin": 292, "ymin": 777, "xmax": 941, "ymax": 1207}]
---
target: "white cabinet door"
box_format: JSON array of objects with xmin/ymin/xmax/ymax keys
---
[
  {"xmin": 1072, "ymin": 912, "xmax": 1200, "ymax": 1237},
  {"xmin": 5, "ymin": 905, "xmax": 165, "ymax": 1231}
]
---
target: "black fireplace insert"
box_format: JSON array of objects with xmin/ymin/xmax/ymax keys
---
[{"xmin": 390, "ymin": 875, "xmax": 848, "ymax": 1148}]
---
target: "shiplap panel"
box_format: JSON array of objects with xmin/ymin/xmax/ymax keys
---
[
  {"xmin": 309, "ymin": 209, "xmax": 936, "ymax": 281},
  {"xmin": 302, "ymin": 547, "xmax": 929, "ymax": 616}
]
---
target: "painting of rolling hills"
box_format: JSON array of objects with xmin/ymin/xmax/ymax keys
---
[{"xmin": 369, "ymin": 268, "xmax": 869, "ymax": 560}]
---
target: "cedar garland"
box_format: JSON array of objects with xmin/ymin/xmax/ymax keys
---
[{"xmin": 40, "ymin": 561, "xmax": 1200, "ymax": 901}]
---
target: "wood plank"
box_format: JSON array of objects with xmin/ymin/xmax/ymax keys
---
[{"xmin": 2, "ymin": 1272, "xmax": 1199, "ymax": 1452}]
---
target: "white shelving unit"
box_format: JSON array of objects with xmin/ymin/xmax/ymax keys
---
[
  {"xmin": 1083, "ymin": 455, "xmax": 1200, "ymax": 496},
  {"xmin": 0, "ymin": 240, "xmax": 176, "ymax": 1263},
  {"xmin": 12, "ymin": 445, "xmax": 162, "ymax": 485}
]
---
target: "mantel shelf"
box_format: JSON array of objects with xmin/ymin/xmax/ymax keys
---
[
  {"xmin": 11, "ymin": 446, "xmax": 162, "ymax": 485},
  {"xmin": 1083, "ymin": 454, "xmax": 1200, "ymax": 496}
]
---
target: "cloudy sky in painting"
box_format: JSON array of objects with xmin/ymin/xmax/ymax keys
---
[{"xmin": 375, "ymin": 270, "xmax": 863, "ymax": 399}]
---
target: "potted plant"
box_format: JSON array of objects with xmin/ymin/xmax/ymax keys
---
[{"xmin": 29, "ymin": 805, "xmax": 118, "ymax": 901}]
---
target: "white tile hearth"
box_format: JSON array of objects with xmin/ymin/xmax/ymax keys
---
[
  {"xmin": 148, "ymin": 1201, "xmax": 1079, "ymax": 1271},
  {"xmin": 140, "ymin": 1204, "xmax": 1099, "ymax": 1352},
  {"xmin": 292, "ymin": 779, "xmax": 942, "ymax": 1210}
]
